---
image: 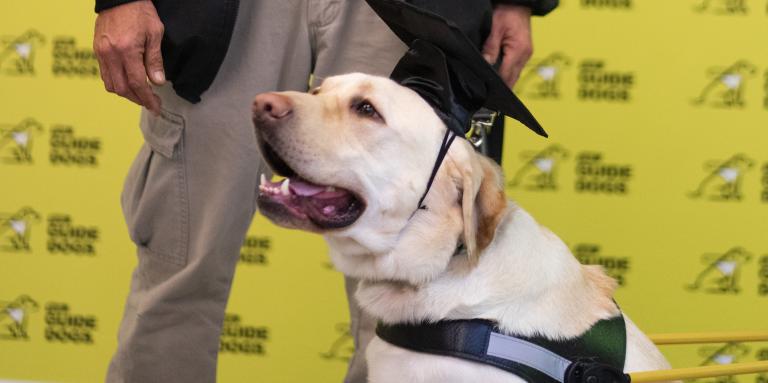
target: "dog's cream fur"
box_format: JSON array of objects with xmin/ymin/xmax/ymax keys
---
[{"xmin": 255, "ymin": 73, "xmax": 672, "ymax": 382}]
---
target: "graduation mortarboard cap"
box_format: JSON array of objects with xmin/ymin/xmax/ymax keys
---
[{"xmin": 365, "ymin": 0, "xmax": 548, "ymax": 138}]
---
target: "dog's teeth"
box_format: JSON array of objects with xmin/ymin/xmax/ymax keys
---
[
  {"xmin": 280, "ymin": 179, "xmax": 290, "ymax": 195},
  {"xmin": 326, "ymin": 186, "xmax": 336, "ymax": 192},
  {"xmin": 260, "ymin": 174, "xmax": 267, "ymax": 187}
]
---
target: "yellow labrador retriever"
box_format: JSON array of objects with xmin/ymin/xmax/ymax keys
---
[{"xmin": 252, "ymin": 73, "xmax": 672, "ymax": 383}]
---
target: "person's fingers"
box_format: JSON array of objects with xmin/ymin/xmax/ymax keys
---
[
  {"xmin": 499, "ymin": 37, "xmax": 533, "ymax": 87},
  {"xmin": 111, "ymin": 60, "xmax": 143, "ymax": 106},
  {"xmin": 93, "ymin": 37, "xmax": 116, "ymax": 93},
  {"xmin": 123, "ymin": 50, "xmax": 161, "ymax": 113},
  {"xmin": 482, "ymin": 23, "xmax": 503, "ymax": 64},
  {"xmin": 144, "ymin": 22, "xmax": 166, "ymax": 85},
  {"xmin": 498, "ymin": 48, "xmax": 517, "ymax": 87}
]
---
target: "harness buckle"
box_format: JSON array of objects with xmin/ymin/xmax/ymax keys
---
[
  {"xmin": 467, "ymin": 108, "xmax": 497, "ymax": 156},
  {"xmin": 564, "ymin": 359, "xmax": 630, "ymax": 383}
]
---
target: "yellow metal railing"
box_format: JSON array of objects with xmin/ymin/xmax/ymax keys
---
[
  {"xmin": 649, "ymin": 331, "xmax": 768, "ymax": 345},
  {"xmin": 623, "ymin": 331, "xmax": 768, "ymax": 382}
]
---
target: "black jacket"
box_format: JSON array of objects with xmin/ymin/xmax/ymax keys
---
[{"xmin": 95, "ymin": 0, "xmax": 558, "ymax": 104}]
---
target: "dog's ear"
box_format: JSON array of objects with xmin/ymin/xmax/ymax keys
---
[{"xmin": 449, "ymin": 142, "xmax": 508, "ymax": 263}]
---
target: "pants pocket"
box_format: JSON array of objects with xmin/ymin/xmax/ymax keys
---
[{"xmin": 121, "ymin": 109, "xmax": 189, "ymax": 266}]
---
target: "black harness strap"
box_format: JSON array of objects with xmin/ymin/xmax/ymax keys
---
[
  {"xmin": 416, "ymin": 129, "xmax": 457, "ymax": 211},
  {"xmin": 376, "ymin": 315, "xmax": 629, "ymax": 383}
]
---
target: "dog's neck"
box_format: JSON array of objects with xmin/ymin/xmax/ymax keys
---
[{"xmin": 338, "ymin": 203, "xmax": 619, "ymax": 340}]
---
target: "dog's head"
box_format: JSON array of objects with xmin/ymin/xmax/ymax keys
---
[{"xmin": 253, "ymin": 73, "xmax": 507, "ymax": 279}]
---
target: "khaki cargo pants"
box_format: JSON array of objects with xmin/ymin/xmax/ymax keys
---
[{"xmin": 106, "ymin": 1, "xmax": 405, "ymax": 382}]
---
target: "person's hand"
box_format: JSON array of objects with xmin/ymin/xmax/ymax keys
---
[
  {"xmin": 93, "ymin": 0, "xmax": 165, "ymax": 114},
  {"xmin": 481, "ymin": 4, "xmax": 533, "ymax": 88}
]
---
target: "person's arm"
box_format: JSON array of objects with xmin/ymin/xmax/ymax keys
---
[
  {"xmin": 93, "ymin": 0, "xmax": 165, "ymax": 114},
  {"xmin": 482, "ymin": 0, "xmax": 559, "ymax": 87}
]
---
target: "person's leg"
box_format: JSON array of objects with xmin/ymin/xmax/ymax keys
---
[
  {"xmin": 308, "ymin": 2, "xmax": 407, "ymax": 382},
  {"xmin": 106, "ymin": 2, "xmax": 313, "ymax": 382}
]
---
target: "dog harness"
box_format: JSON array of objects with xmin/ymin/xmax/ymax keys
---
[{"xmin": 376, "ymin": 314, "xmax": 630, "ymax": 383}]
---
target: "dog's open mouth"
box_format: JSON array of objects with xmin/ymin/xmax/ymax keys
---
[{"xmin": 257, "ymin": 141, "xmax": 365, "ymax": 230}]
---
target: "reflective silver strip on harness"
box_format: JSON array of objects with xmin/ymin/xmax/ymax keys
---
[{"xmin": 487, "ymin": 332, "xmax": 573, "ymax": 382}]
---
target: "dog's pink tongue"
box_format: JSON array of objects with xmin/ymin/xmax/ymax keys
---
[
  {"xmin": 289, "ymin": 178, "xmax": 325, "ymax": 196},
  {"xmin": 289, "ymin": 177, "xmax": 348, "ymax": 198}
]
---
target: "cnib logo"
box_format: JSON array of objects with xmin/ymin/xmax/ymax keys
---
[
  {"xmin": 0, "ymin": 30, "xmax": 45, "ymax": 76},
  {"xmin": 693, "ymin": 0, "xmax": 748, "ymax": 14},
  {"xmin": 692, "ymin": 61, "xmax": 757, "ymax": 108},
  {"xmin": 508, "ymin": 144, "xmax": 569, "ymax": 191},
  {"xmin": 687, "ymin": 247, "xmax": 752, "ymax": 294},
  {"xmin": 0, "ymin": 207, "xmax": 41, "ymax": 252},
  {"xmin": 0, "ymin": 295, "xmax": 39, "ymax": 340},
  {"xmin": 0, "ymin": 118, "xmax": 43, "ymax": 164},
  {"xmin": 516, "ymin": 53, "xmax": 571, "ymax": 99},
  {"xmin": 688, "ymin": 343, "xmax": 750, "ymax": 383},
  {"xmin": 689, "ymin": 154, "xmax": 755, "ymax": 201},
  {"xmin": 319, "ymin": 323, "xmax": 354, "ymax": 362}
]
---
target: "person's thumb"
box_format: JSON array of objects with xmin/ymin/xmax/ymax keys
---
[{"xmin": 144, "ymin": 26, "xmax": 165, "ymax": 85}]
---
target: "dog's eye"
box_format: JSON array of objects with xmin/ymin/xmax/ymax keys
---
[{"xmin": 353, "ymin": 100, "xmax": 382, "ymax": 121}]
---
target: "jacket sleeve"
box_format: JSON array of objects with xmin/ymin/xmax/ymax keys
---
[
  {"xmin": 491, "ymin": 0, "xmax": 559, "ymax": 16},
  {"xmin": 95, "ymin": 0, "xmax": 142, "ymax": 13}
]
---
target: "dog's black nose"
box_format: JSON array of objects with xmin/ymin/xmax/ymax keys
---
[{"xmin": 253, "ymin": 92, "xmax": 293, "ymax": 123}]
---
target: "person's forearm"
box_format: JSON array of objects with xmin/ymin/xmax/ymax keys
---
[
  {"xmin": 491, "ymin": 0, "xmax": 559, "ymax": 16},
  {"xmin": 95, "ymin": 0, "xmax": 143, "ymax": 13}
]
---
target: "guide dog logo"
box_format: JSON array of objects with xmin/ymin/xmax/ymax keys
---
[
  {"xmin": 578, "ymin": 60, "xmax": 635, "ymax": 102},
  {"xmin": 239, "ymin": 235, "xmax": 270, "ymax": 265},
  {"xmin": 0, "ymin": 118, "xmax": 44, "ymax": 164},
  {"xmin": 219, "ymin": 313, "xmax": 269, "ymax": 355},
  {"xmin": 45, "ymin": 302, "xmax": 98, "ymax": 344},
  {"xmin": 0, "ymin": 207, "xmax": 41, "ymax": 252},
  {"xmin": 580, "ymin": 0, "xmax": 632, "ymax": 9},
  {"xmin": 508, "ymin": 144, "xmax": 569, "ymax": 191},
  {"xmin": 572, "ymin": 243, "xmax": 631, "ymax": 287},
  {"xmin": 0, "ymin": 295, "xmax": 39, "ymax": 340},
  {"xmin": 761, "ymin": 163, "xmax": 768, "ymax": 202},
  {"xmin": 49, "ymin": 125, "xmax": 102, "ymax": 166},
  {"xmin": 47, "ymin": 214, "xmax": 99, "ymax": 256},
  {"xmin": 688, "ymin": 154, "xmax": 755, "ymax": 201},
  {"xmin": 763, "ymin": 69, "xmax": 768, "ymax": 110},
  {"xmin": 0, "ymin": 30, "xmax": 45, "ymax": 75},
  {"xmin": 693, "ymin": 0, "xmax": 749, "ymax": 14},
  {"xmin": 687, "ymin": 247, "xmax": 752, "ymax": 294},
  {"xmin": 692, "ymin": 61, "xmax": 757, "ymax": 108},
  {"xmin": 319, "ymin": 323, "xmax": 355, "ymax": 362},
  {"xmin": 516, "ymin": 53, "xmax": 571, "ymax": 99},
  {"xmin": 575, "ymin": 151, "xmax": 633, "ymax": 195},
  {"xmin": 52, "ymin": 36, "xmax": 99, "ymax": 77},
  {"xmin": 759, "ymin": 255, "xmax": 768, "ymax": 296}
]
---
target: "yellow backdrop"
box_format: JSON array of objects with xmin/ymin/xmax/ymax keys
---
[{"xmin": 1, "ymin": 1, "xmax": 767, "ymax": 382}]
